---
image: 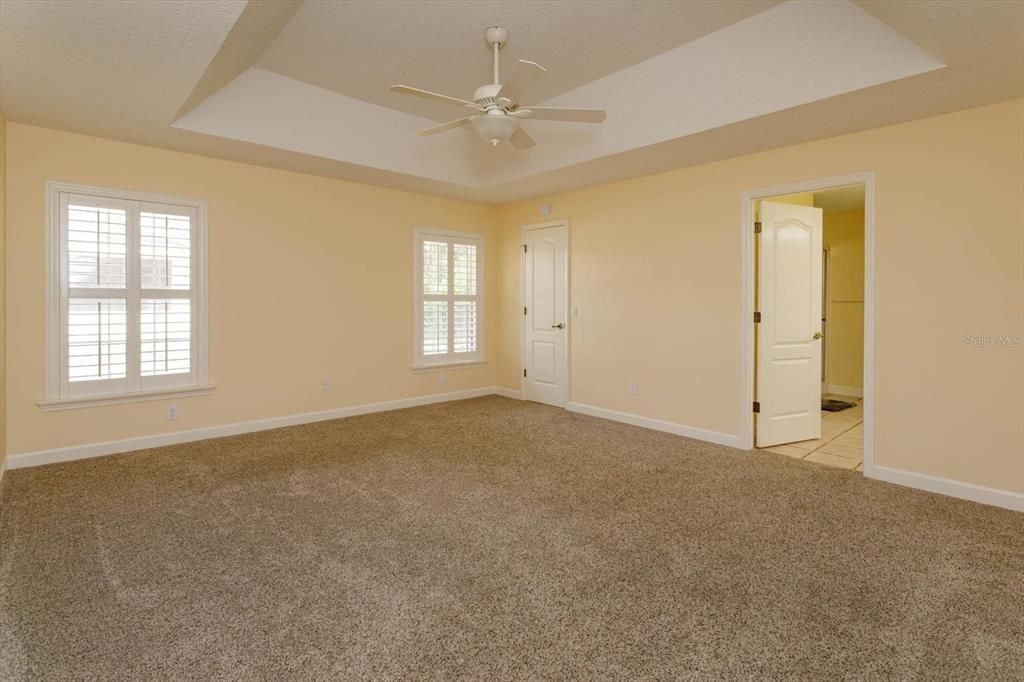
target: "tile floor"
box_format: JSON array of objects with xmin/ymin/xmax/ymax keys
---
[{"xmin": 758, "ymin": 395, "xmax": 864, "ymax": 471}]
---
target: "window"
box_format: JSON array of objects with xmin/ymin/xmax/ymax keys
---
[
  {"xmin": 44, "ymin": 182, "xmax": 208, "ymax": 407},
  {"xmin": 414, "ymin": 228, "xmax": 483, "ymax": 368}
]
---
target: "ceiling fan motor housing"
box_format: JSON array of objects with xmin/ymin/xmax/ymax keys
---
[
  {"xmin": 484, "ymin": 26, "xmax": 508, "ymax": 48},
  {"xmin": 472, "ymin": 83, "xmax": 503, "ymax": 107}
]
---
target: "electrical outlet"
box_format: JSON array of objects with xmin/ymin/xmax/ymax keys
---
[
  {"xmin": 628, "ymin": 382, "xmax": 638, "ymax": 396},
  {"xmin": 321, "ymin": 378, "xmax": 330, "ymax": 392},
  {"xmin": 438, "ymin": 375, "xmax": 447, "ymax": 387},
  {"xmin": 167, "ymin": 405, "xmax": 178, "ymax": 421}
]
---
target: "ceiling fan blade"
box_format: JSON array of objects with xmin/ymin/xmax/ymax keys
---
[
  {"xmin": 509, "ymin": 127, "xmax": 536, "ymax": 150},
  {"xmin": 390, "ymin": 84, "xmax": 477, "ymax": 108},
  {"xmin": 496, "ymin": 60, "xmax": 546, "ymax": 105},
  {"xmin": 417, "ymin": 116, "xmax": 476, "ymax": 136},
  {"xmin": 518, "ymin": 107, "xmax": 606, "ymax": 123}
]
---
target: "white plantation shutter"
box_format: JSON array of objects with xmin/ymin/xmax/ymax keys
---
[
  {"xmin": 422, "ymin": 300, "xmax": 448, "ymax": 355},
  {"xmin": 452, "ymin": 243, "xmax": 478, "ymax": 354},
  {"xmin": 49, "ymin": 185, "xmax": 205, "ymax": 400},
  {"xmin": 62, "ymin": 194, "xmax": 130, "ymax": 395},
  {"xmin": 67, "ymin": 298, "xmax": 127, "ymax": 383},
  {"xmin": 414, "ymin": 229, "xmax": 483, "ymax": 367},
  {"xmin": 141, "ymin": 298, "xmax": 191, "ymax": 376},
  {"xmin": 138, "ymin": 203, "xmax": 195, "ymax": 387}
]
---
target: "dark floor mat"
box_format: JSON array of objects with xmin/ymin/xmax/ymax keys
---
[{"xmin": 822, "ymin": 398, "xmax": 857, "ymax": 412}]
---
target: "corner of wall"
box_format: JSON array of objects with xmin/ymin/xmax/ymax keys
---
[
  {"xmin": 0, "ymin": 108, "xmax": 7, "ymax": 483},
  {"xmin": 487, "ymin": 202, "xmax": 503, "ymax": 390},
  {"xmin": 493, "ymin": 202, "xmax": 530, "ymax": 392},
  {"xmin": 492, "ymin": 203, "xmax": 509, "ymax": 391}
]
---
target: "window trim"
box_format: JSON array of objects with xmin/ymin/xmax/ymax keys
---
[
  {"xmin": 412, "ymin": 227, "xmax": 485, "ymax": 369},
  {"xmin": 43, "ymin": 181, "xmax": 210, "ymax": 408}
]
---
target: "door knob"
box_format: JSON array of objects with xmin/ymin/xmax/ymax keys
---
[
  {"xmin": 813, "ymin": 332, "xmax": 824, "ymax": 339},
  {"xmin": 552, "ymin": 323, "xmax": 565, "ymax": 329}
]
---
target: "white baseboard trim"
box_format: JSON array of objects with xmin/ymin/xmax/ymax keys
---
[
  {"xmin": 567, "ymin": 402, "xmax": 741, "ymax": 448},
  {"xmin": 826, "ymin": 384, "xmax": 863, "ymax": 398},
  {"xmin": 872, "ymin": 465, "xmax": 1023, "ymax": 512},
  {"xmin": 11, "ymin": 389, "xmax": 1020, "ymax": 514},
  {"xmin": 7, "ymin": 387, "xmax": 499, "ymax": 471},
  {"xmin": 493, "ymin": 386, "xmax": 522, "ymax": 399}
]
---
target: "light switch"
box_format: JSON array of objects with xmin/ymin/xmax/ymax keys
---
[{"xmin": 571, "ymin": 305, "xmax": 578, "ymax": 318}]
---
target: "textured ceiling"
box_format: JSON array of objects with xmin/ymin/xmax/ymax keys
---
[
  {"xmin": 0, "ymin": 0, "xmax": 246, "ymax": 136},
  {"xmin": 176, "ymin": 0, "xmax": 303, "ymax": 120},
  {"xmin": 176, "ymin": 0, "xmax": 944, "ymax": 188},
  {"xmin": 1, "ymin": 0, "xmax": 1022, "ymax": 204},
  {"xmin": 256, "ymin": 0, "xmax": 781, "ymax": 122}
]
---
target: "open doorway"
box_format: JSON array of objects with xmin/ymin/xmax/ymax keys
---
[{"xmin": 740, "ymin": 174, "xmax": 874, "ymax": 475}]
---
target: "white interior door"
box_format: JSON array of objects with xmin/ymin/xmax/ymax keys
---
[
  {"xmin": 523, "ymin": 222, "xmax": 567, "ymax": 407},
  {"xmin": 756, "ymin": 201, "xmax": 823, "ymax": 447}
]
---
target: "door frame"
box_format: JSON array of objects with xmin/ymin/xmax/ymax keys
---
[
  {"xmin": 520, "ymin": 219, "xmax": 570, "ymax": 407},
  {"xmin": 821, "ymin": 247, "xmax": 829, "ymax": 393},
  {"xmin": 739, "ymin": 172, "xmax": 876, "ymax": 476}
]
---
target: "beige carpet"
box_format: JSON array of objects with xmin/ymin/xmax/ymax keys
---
[{"xmin": 1, "ymin": 396, "xmax": 1021, "ymax": 679}]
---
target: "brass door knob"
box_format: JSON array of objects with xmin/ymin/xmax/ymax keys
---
[
  {"xmin": 813, "ymin": 332, "xmax": 824, "ymax": 339},
  {"xmin": 552, "ymin": 323, "xmax": 565, "ymax": 329}
]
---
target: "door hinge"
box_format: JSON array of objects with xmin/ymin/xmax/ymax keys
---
[
  {"xmin": 753, "ymin": 311, "xmax": 761, "ymax": 323},
  {"xmin": 522, "ymin": 244, "xmax": 528, "ymax": 253},
  {"xmin": 752, "ymin": 401, "xmax": 761, "ymax": 413},
  {"xmin": 524, "ymin": 306, "xmax": 527, "ymax": 316},
  {"xmin": 523, "ymin": 369, "xmax": 527, "ymax": 378},
  {"xmin": 754, "ymin": 221, "xmax": 762, "ymax": 234}
]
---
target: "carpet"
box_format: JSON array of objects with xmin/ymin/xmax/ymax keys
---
[{"xmin": 1, "ymin": 396, "xmax": 1021, "ymax": 679}]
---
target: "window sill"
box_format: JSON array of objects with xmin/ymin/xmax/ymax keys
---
[
  {"xmin": 411, "ymin": 359, "xmax": 488, "ymax": 372},
  {"xmin": 38, "ymin": 384, "xmax": 216, "ymax": 412}
]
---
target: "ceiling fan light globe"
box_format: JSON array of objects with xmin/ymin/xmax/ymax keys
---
[{"xmin": 471, "ymin": 111, "xmax": 519, "ymax": 146}]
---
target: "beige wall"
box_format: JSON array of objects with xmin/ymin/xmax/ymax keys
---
[
  {"xmin": 5, "ymin": 123, "xmax": 499, "ymax": 454},
  {"xmin": 497, "ymin": 98, "xmax": 1024, "ymax": 495},
  {"xmin": 5, "ymin": 99, "xmax": 1023, "ymax": 498},
  {"xmin": 823, "ymin": 209, "xmax": 865, "ymax": 391}
]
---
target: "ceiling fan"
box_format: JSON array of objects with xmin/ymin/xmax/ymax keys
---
[{"xmin": 390, "ymin": 26, "xmax": 606, "ymax": 150}]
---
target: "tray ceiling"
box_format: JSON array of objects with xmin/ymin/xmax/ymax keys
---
[{"xmin": 2, "ymin": 0, "xmax": 1022, "ymax": 204}]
